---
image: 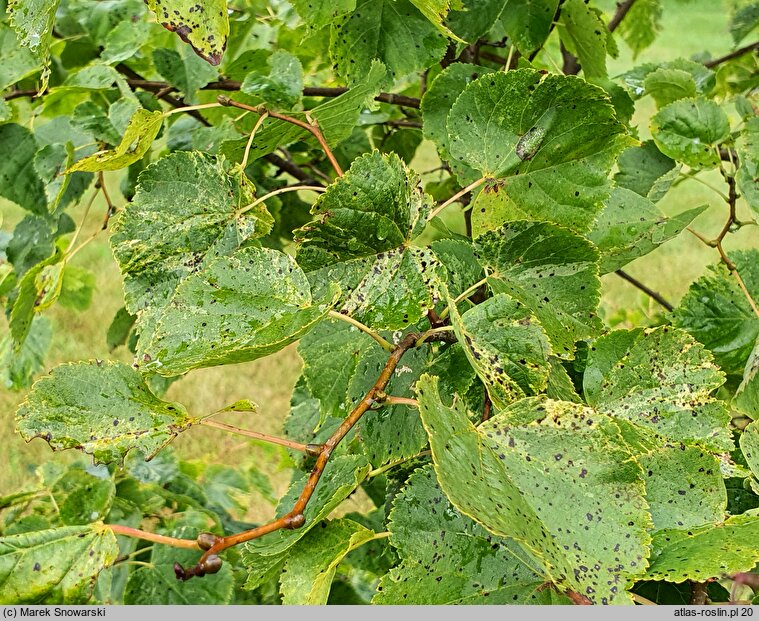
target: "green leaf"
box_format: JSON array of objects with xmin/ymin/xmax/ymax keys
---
[
  {"xmin": 730, "ymin": 2, "xmax": 759, "ymax": 44},
  {"xmin": 583, "ymin": 327, "xmax": 732, "ymax": 451},
  {"xmin": 240, "ymin": 50, "xmax": 303, "ymax": 109},
  {"xmin": 281, "ymin": 518, "xmax": 375, "ymax": 605},
  {"xmin": 449, "ymin": 293, "xmax": 552, "ymax": 409},
  {"xmin": 9, "ymin": 251, "xmax": 63, "ymax": 348},
  {"xmin": 643, "ymin": 68, "xmax": 698, "ymax": 108},
  {"xmin": 0, "ymin": 23, "xmax": 40, "ymax": 90},
  {"xmin": 450, "ymin": 70, "xmax": 632, "ymax": 232},
  {"xmin": 421, "ymin": 62, "xmax": 494, "ymax": 178},
  {"xmin": 0, "ymin": 524, "xmax": 118, "ymax": 604},
  {"xmin": 416, "ymin": 375, "xmax": 651, "ymax": 604},
  {"xmin": 673, "ymin": 250, "xmax": 759, "ymax": 376},
  {"xmin": 736, "ymin": 117, "xmax": 759, "ymax": 220},
  {"xmin": 140, "ymin": 245, "xmax": 336, "ymax": 376},
  {"xmin": 144, "ymin": 0, "xmax": 228, "ymax": 65},
  {"xmin": 219, "ymin": 61, "xmax": 386, "ymax": 161},
  {"xmin": 153, "ymin": 47, "xmax": 219, "ymax": 99},
  {"xmin": 52, "ymin": 469, "xmax": 116, "ymax": 526},
  {"xmin": 67, "ymin": 109, "xmax": 163, "ymax": 173},
  {"xmin": 111, "ymin": 151, "xmax": 271, "ymax": 344},
  {"xmin": 58, "ymin": 265, "xmax": 96, "ymax": 311},
  {"xmin": 588, "ymin": 188, "xmax": 706, "ymax": 274},
  {"xmin": 734, "ymin": 339, "xmax": 759, "ymax": 418},
  {"xmin": 640, "ymin": 447, "xmax": 726, "ymax": 531},
  {"xmin": 559, "ymin": 0, "xmax": 608, "ymax": 78},
  {"xmin": 296, "ymin": 151, "xmax": 430, "ymax": 270},
  {"xmin": 106, "ymin": 307, "xmax": 136, "ymax": 351},
  {"xmin": 740, "ymin": 420, "xmax": 759, "ymax": 480},
  {"xmin": 620, "ymin": 59, "xmax": 715, "ymax": 100},
  {"xmin": 0, "ymin": 316, "xmax": 52, "ymax": 391},
  {"xmin": 645, "ymin": 514, "xmax": 759, "ymax": 582},
  {"xmin": 16, "ymin": 361, "xmax": 194, "ymax": 464},
  {"xmin": 614, "ymin": 140, "xmax": 678, "ymax": 203},
  {"xmin": 500, "ymin": 0, "xmax": 559, "ymax": 56},
  {"xmin": 0, "ymin": 123, "xmax": 47, "ymax": 215},
  {"xmin": 615, "ymin": 0, "xmax": 662, "ymax": 57},
  {"xmin": 650, "ymin": 97, "xmax": 730, "ymax": 169},
  {"xmin": 474, "ymin": 221, "xmax": 602, "ymax": 357},
  {"xmin": 329, "ymin": 0, "xmax": 447, "ymax": 85},
  {"xmin": 124, "ymin": 523, "xmax": 234, "ymax": 604},
  {"xmin": 375, "ymin": 465, "xmax": 568, "ymax": 604},
  {"xmin": 290, "ymin": 0, "xmax": 356, "ymax": 30}
]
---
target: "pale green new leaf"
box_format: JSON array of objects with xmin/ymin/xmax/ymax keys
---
[
  {"xmin": 645, "ymin": 514, "xmax": 759, "ymax": 582},
  {"xmin": 144, "ymin": 0, "xmax": 228, "ymax": 65},
  {"xmin": 141, "ymin": 246, "xmax": 336, "ymax": 376},
  {"xmin": 650, "ymin": 98, "xmax": 730, "ymax": 169},
  {"xmin": 329, "ymin": 0, "xmax": 447, "ymax": 85},
  {"xmin": 240, "ymin": 50, "xmax": 303, "ymax": 109},
  {"xmin": 616, "ymin": 0, "xmax": 662, "ymax": 57},
  {"xmin": 449, "ymin": 293, "xmax": 552, "ymax": 409},
  {"xmin": 474, "ymin": 221, "xmax": 602, "ymax": 357},
  {"xmin": 734, "ymin": 339, "xmax": 759, "ymax": 418},
  {"xmin": 0, "ymin": 316, "xmax": 51, "ymax": 391},
  {"xmin": 416, "ymin": 375, "xmax": 650, "ymax": 605},
  {"xmin": 449, "ymin": 70, "xmax": 632, "ymax": 231},
  {"xmin": 559, "ymin": 0, "xmax": 608, "ymax": 78},
  {"xmin": 673, "ymin": 250, "xmax": 759, "ymax": 376},
  {"xmin": 736, "ymin": 117, "xmax": 759, "ymax": 220},
  {"xmin": 588, "ymin": 188, "xmax": 706, "ymax": 274},
  {"xmin": 584, "ymin": 327, "xmax": 732, "ymax": 451},
  {"xmin": 375, "ymin": 465, "xmax": 569, "ymax": 604},
  {"xmin": 281, "ymin": 518, "xmax": 374, "ymax": 605},
  {"xmin": 500, "ymin": 0, "xmax": 559, "ymax": 56},
  {"xmin": 67, "ymin": 109, "xmax": 163, "ymax": 173},
  {"xmin": 643, "ymin": 68, "xmax": 698, "ymax": 108},
  {"xmin": 0, "ymin": 524, "xmax": 118, "ymax": 604},
  {"xmin": 16, "ymin": 361, "xmax": 194, "ymax": 464}
]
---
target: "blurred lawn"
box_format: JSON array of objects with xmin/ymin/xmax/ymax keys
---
[{"xmin": 1, "ymin": 0, "xmax": 756, "ymax": 502}]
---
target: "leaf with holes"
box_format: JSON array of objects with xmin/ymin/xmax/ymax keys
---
[
  {"xmin": 650, "ymin": 98, "xmax": 730, "ymax": 169},
  {"xmin": 449, "ymin": 70, "xmax": 632, "ymax": 231},
  {"xmin": 416, "ymin": 375, "xmax": 651, "ymax": 604},
  {"xmin": 474, "ymin": 221, "xmax": 602, "ymax": 358},
  {"xmin": 144, "ymin": 0, "xmax": 228, "ymax": 65},
  {"xmin": 0, "ymin": 524, "xmax": 118, "ymax": 604},
  {"xmin": 588, "ymin": 188, "xmax": 706, "ymax": 274},
  {"xmin": 281, "ymin": 518, "xmax": 375, "ymax": 605},
  {"xmin": 737, "ymin": 117, "xmax": 759, "ymax": 219},
  {"xmin": 673, "ymin": 250, "xmax": 759, "ymax": 376},
  {"xmin": 375, "ymin": 465, "xmax": 570, "ymax": 604},
  {"xmin": 7, "ymin": 0, "xmax": 59, "ymax": 88},
  {"xmin": 583, "ymin": 327, "xmax": 732, "ymax": 451},
  {"xmin": 290, "ymin": 0, "xmax": 356, "ymax": 30},
  {"xmin": 16, "ymin": 361, "xmax": 195, "ymax": 464}
]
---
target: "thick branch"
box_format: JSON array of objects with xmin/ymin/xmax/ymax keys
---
[
  {"xmin": 174, "ymin": 332, "xmax": 422, "ymax": 581},
  {"xmin": 607, "ymin": 0, "xmax": 637, "ymax": 32},
  {"xmin": 690, "ymin": 581, "xmax": 709, "ymax": 605},
  {"xmin": 615, "ymin": 270, "xmax": 674, "ymax": 312},
  {"xmin": 704, "ymin": 41, "xmax": 759, "ymax": 68}
]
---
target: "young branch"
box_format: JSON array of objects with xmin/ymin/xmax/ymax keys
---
[
  {"xmin": 199, "ymin": 419, "xmax": 321, "ymax": 455},
  {"xmin": 218, "ymin": 96, "xmax": 343, "ymax": 177},
  {"xmin": 236, "ymin": 185, "xmax": 325, "ymax": 217},
  {"xmin": 607, "ymin": 0, "xmax": 638, "ymax": 32},
  {"xmin": 374, "ymin": 393, "xmax": 419, "ymax": 408},
  {"xmin": 704, "ymin": 41, "xmax": 759, "ymax": 68},
  {"xmin": 174, "ymin": 332, "xmax": 422, "ymax": 581},
  {"xmin": 428, "ymin": 177, "xmax": 487, "ymax": 220},
  {"xmin": 614, "ymin": 270, "xmax": 674, "ymax": 312},
  {"xmin": 97, "ymin": 172, "xmax": 117, "ymax": 230},
  {"xmin": 328, "ymin": 310, "xmax": 394, "ymax": 352},
  {"xmin": 108, "ymin": 524, "xmax": 200, "ymax": 550}
]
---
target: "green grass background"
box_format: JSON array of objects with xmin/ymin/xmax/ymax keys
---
[{"xmin": 1, "ymin": 0, "xmax": 756, "ymax": 517}]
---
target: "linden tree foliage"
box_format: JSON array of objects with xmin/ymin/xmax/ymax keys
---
[{"xmin": 1, "ymin": 0, "xmax": 758, "ymax": 607}]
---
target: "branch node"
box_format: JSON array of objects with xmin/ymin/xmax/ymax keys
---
[
  {"xmin": 305, "ymin": 443, "xmax": 324, "ymax": 457},
  {"xmin": 284, "ymin": 513, "xmax": 306, "ymax": 529}
]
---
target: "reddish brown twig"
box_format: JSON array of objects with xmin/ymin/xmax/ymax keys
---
[
  {"xmin": 97, "ymin": 172, "xmax": 117, "ymax": 230},
  {"xmin": 607, "ymin": 0, "xmax": 637, "ymax": 32},
  {"xmin": 566, "ymin": 590, "xmax": 593, "ymax": 605},
  {"xmin": 481, "ymin": 390, "xmax": 492, "ymax": 423},
  {"xmin": 108, "ymin": 524, "xmax": 200, "ymax": 550},
  {"xmin": 173, "ymin": 333, "xmax": 421, "ymax": 580},
  {"xmin": 199, "ymin": 419, "xmax": 322, "ymax": 455},
  {"xmin": 704, "ymin": 41, "xmax": 759, "ymax": 68},
  {"xmin": 217, "ymin": 96, "xmax": 343, "ymax": 177}
]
